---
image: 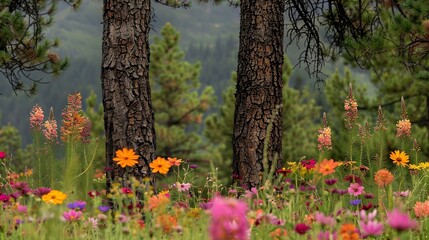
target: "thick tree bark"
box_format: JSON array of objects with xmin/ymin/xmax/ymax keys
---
[
  {"xmin": 233, "ymin": 0, "xmax": 284, "ymax": 189},
  {"xmin": 101, "ymin": 0, "xmax": 156, "ymax": 192}
]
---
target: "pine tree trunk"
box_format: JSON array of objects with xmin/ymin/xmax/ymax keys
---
[
  {"xmin": 101, "ymin": 0, "xmax": 156, "ymax": 193},
  {"xmin": 233, "ymin": 0, "xmax": 284, "ymax": 189}
]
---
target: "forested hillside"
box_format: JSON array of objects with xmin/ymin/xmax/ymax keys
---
[{"xmin": 0, "ymin": 0, "xmax": 242, "ymax": 145}]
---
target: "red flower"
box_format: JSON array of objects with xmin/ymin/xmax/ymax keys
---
[
  {"xmin": 294, "ymin": 223, "xmax": 311, "ymax": 235},
  {"xmin": 0, "ymin": 152, "xmax": 6, "ymax": 159}
]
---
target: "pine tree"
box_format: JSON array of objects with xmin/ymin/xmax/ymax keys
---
[
  {"xmin": 0, "ymin": 0, "xmax": 78, "ymax": 94},
  {"xmin": 205, "ymin": 58, "xmax": 320, "ymax": 185},
  {"xmin": 150, "ymin": 23, "xmax": 216, "ymax": 161}
]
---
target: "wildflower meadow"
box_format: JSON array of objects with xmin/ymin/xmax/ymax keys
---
[{"xmin": 1, "ymin": 87, "xmax": 429, "ymax": 240}]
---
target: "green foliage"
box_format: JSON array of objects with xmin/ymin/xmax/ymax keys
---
[
  {"xmin": 0, "ymin": 124, "xmax": 32, "ymax": 171},
  {"xmin": 150, "ymin": 23, "xmax": 216, "ymax": 162}
]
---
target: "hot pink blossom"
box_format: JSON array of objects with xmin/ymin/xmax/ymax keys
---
[
  {"xmin": 209, "ymin": 197, "xmax": 249, "ymax": 240},
  {"xmin": 62, "ymin": 209, "xmax": 82, "ymax": 222}
]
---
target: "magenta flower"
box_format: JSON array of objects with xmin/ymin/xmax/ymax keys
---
[
  {"xmin": 348, "ymin": 183, "xmax": 364, "ymax": 196},
  {"xmin": 16, "ymin": 204, "xmax": 28, "ymax": 214},
  {"xmin": 300, "ymin": 159, "xmax": 317, "ymax": 170},
  {"xmin": 63, "ymin": 209, "xmax": 82, "ymax": 222},
  {"xmin": 209, "ymin": 197, "xmax": 249, "ymax": 240},
  {"xmin": 387, "ymin": 209, "xmax": 417, "ymax": 231},
  {"xmin": 294, "ymin": 223, "xmax": 311, "ymax": 235},
  {"xmin": 0, "ymin": 152, "xmax": 6, "ymax": 159}
]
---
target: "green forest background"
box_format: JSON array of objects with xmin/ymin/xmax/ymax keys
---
[{"xmin": 0, "ymin": 0, "xmax": 367, "ymax": 144}]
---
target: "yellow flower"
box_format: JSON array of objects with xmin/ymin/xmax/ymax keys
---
[
  {"xmin": 418, "ymin": 162, "xmax": 429, "ymax": 170},
  {"xmin": 389, "ymin": 150, "xmax": 409, "ymax": 167},
  {"xmin": 149, "ymin": 157, "xmax": 171, "ymax": 174},
  {"xmin": 42, "ymin": 190, "xmax": 67, "ymax": 205},
  {"xmin": 113, "ymin": 148, "xmax": 139, "ymax": 168},
  {"xmin": 408, "ymin": 164, "xmax": 421, "ymax": 171}
]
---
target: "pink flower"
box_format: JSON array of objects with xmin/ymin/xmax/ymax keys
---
[
  {"xmin": 0, "ymin": 152, "xmax": 6, "ymax": 159},
  {"xmin": 62, "ymin": 209, "xmax": 82, "ymax": 222},
  {"xmin": 359, "ymin": 209, "xmax": 377, "ymax": 222},
  {"xmin": 315, "ymin": 212, "xmax": 336, "ymax": 226},
  {"xmin": 348, "ymin": 183, "xmax": 364, "ymax": 196},
  {"xmin": 209, "ymin": 197, "xmax": 249, "ymax": 240},
  {"xmin": 387, "ymin": 209, "xmax": 417, "ymax": 231},
  {"xmin": 30, "ymin": 104, "xmax": 44, "ymax": 131},
  {"xmin": 175, "ymin": 182, "xmax": 191, "ymax": 192},
  {"xmin": 360, "ymin": 220, "xmax": 384, "ymax": 237}
]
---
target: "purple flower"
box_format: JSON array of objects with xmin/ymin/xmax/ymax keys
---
[
  {"xmin": 189, "ymin": 164, "xmax": 198, "ymax": 169},
  {"xmin": 199, "ymin": 201, "xmax": 213, "ymax": 210},
  {"xmin": 349, "ymin": 199, "xmax": 361, "ymax": 206},
  {"xmin": 11, "ymin": 182, "xmax": 31, "ymax": 195},
  {"xmin": 63, "ymin": 209, "xmax": 82, "ymax": 222},
  {"xmin": 98, "ymin": 205, "xmax": 110, "ymax": 213},
  {"xmin": 32, "ymin": 187, "xmax": 52, "ymax": 197},
  {"xmin": 294, "ymin": 223, "xmax": 311, "ymax": 235},
  {"xmin": 67, "ymin": 200, "xmax": 87, "ymax": 210},
  {"xmin": 209, "ymin": 197, "xmax": 249, "ymax": 240},
  {"xmin": 324, "ymin": 178, "xmax": 337, "ymax": 185},
  {"xmin": 332, "ymin": 189, "xmax": 348, "ymax": 195},
  {"xmin": 387, "ymin": 209, "xmax": 417, "ymax": 231}
]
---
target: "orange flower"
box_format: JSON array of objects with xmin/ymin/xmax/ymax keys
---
[
  {"xmin": 317, "ymin": 159, "xmax": 340, "ymax": 176},
  {"xmin": 414, "ymin": 201, "xmax": 429, "ymax": 218},
  {"xmin": 113, "ymin": 148, "xmax": 139, "ymax": 168},
  {"xmin": 390, "ymin": 150, "xmax": 409, "ymax": 167},
  {"xmin": 156, "ymin": 214, "xmax": 178, "ymax": 233},
  {"xmin": 148, "ymin": 194, "xmax": 170, "ymax": 211},
  {"xmin": 269, "ymin": 228, "xmax": 288, "ymax": 239},
  {"xmin": 374, "ymin": 169, "xmax": 394, "ymax": 187},
  {"xmin": 167, "ymin": 157, "xmax": 182, "ymax": 167},
  {"xmin": 340, "ymin": 223, "xmax": 360, "ymax": 240},
  {"xmin": 150, "ymin": 157, "xmax": 171, "ymax": 174},
  {"xmin": 42, "ymin": 190, "xmax": 67, "ymax": 205}
]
